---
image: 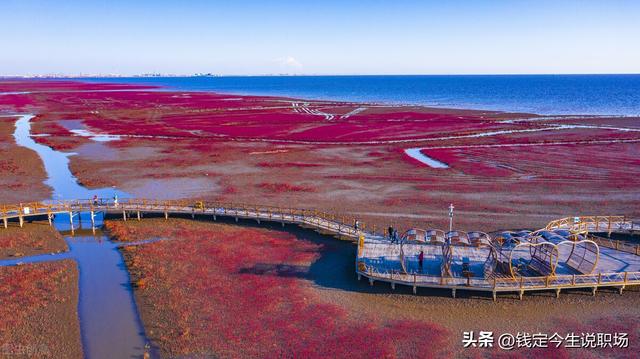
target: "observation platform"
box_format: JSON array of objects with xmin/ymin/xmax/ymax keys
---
[{"xmin": 357, "ymin": 217, "xmax": 640, "ymax": 300}]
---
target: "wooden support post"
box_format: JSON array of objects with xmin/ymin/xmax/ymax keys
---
[
  {"xmin": 519, "ymin": 290, "xmax": 524, "ymax": 300},
  {"xmin": 3, "ymin": 217, "xmax": 7, "ymax": 229},
  {"xmin": 137, "ymin": 211, "xmax": 141, "ymax": 221},
  {"xmin": 452, "ymin": 288, "xmax": 456, "ymax": 298},
  {"xmin": 123, "ymin": 210, "xmax": 127, "ymax": 221},
  {"xmin": 191, "ymin": 211, "xmax": 195, "ymax": 219},
  {"xmin": 213, "ymin": 214, "xmax": 216, "ymax": 221},
  {"xmin": 592, "ymin": 287, "xmax": 597, "ymax": 296},
  {"xmin": 413, "ymin": 285, "xmax": 417, "ymax": 295},
  {"xmin": 492, "ymin": 291, "xmax": 497, "ymax": 302},
  {"xmin": 357, "ymin": 273, "xmax": 361, "ymax": 281},
  {"xmin": 369, "ymin": 278, "xmax": 374, "ymax": 286},
  {"xmin": 48, "ymin": 212, "xmax": 52, "ymax": 226},
  {"xmin": 620, "ymin": 272, "xmax": 628, "ymax": 294},
  {"xmin": 90, "ymin": 211, "xmax": 95, "ymax": 227},
  {"xmin": 391, "ymin": 282, "xmax": 395, "ymax": 290},
  {"xmin": 235, "ymin": 217, "xmax": 238, "ymax": 223},
  {"xmin": 164, "ymin": 211, "xmax": 168, "ymax": 220},
  {"xmin": 68, "ymin": 212, "xmax": 73, "ymax": 227},
  {"xmin": 555, "ymin": 288, "xmax": 561, "ymax": 298},
  {"xmin": 19, "ymin": 215, "xmax": 24, "ymax": 228}
]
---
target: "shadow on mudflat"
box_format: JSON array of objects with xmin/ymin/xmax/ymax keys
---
[{"xmin": 125, "ymin": 212, "xmax": 484, "ymax": 299}]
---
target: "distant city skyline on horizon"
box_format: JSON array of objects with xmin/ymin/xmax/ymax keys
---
[
  {"xmin": 3, "ymin": 73, "xmax": 640, "ymax": 78},
  {"xmin": 2, "ymin": 0, "xmax": 639, "ymax": 76}
]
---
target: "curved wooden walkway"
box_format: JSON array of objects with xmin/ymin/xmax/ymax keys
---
[
  {"xmin": 0, "ymin": 198, "xmax": 370, "ymax": 239},
  {"xmin": 3, "ymin": 199, "xmax": 639, "ymax": 300},
  {"xmin": 546, "ymin": 215, "xmax": 638, "ymax": 234}
]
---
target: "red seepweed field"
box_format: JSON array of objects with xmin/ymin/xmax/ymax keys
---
[
  {"xmin": 106, "ymin": 218, "xmax": 640, "ymax": 358},
  {"xmin": 0, "ymin": 259, "xmax": 82, "ymax": 358},
  {"xmin": 2, "ymin": 79, "xmax": 638, "ymax": 231},
  {"xmin": 107, "ymin": 219, "xmax": 448, "ymax": 358},
  {"xmin": 1, "ymin": 79, "xmax": 639, "ymax": 358}
]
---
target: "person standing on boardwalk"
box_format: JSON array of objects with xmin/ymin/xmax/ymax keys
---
[
  {"xmin": 113, "ymin": 194, "xmax": 119, "ymax": 208},
  {"xmin": 354, "ymin": 219, "xmax": 360, "ymax": 231},
  {"xmin": 418, "ymin": 250, "xmax": 424, "ymax": 271}
]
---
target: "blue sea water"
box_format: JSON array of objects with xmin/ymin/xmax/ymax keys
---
[{"xmin": 79, "ymin": 75, "xmax": 640, "ymax": 116}]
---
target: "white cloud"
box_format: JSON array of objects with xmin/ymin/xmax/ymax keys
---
[{"xmin": 276, "ymin": 56, "xmax": 303, "ymax": 69}]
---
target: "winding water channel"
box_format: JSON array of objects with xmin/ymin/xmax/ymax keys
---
[{"xmin": 2, "ymin": 114, "xmax": 150, "ymax": 358}]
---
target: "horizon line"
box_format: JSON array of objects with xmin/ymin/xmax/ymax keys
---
[{"xmin": 2, "ymin": 72, "xmax": 640, "ymax": 79}]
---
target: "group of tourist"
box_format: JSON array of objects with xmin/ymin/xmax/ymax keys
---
[{"xmin": 91, "ymin": 195, "xmax": 119, "ymax": 207}]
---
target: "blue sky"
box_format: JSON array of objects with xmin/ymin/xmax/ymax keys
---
[{"xmin": 1, "ymin": 0, "xmax": 639, "ymax": 75}]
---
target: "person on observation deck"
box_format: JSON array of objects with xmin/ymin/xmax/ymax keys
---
[
  {"xmin": 93, "ymin": 195, "xmax": 99, "ymax": 206},
  {"xmin": 354, "ymin": 219, "xmax": 360, "ymax": 231},
  {"xmin": 418, "ymin": 250, "xmax": 424, "ymax": 271}
]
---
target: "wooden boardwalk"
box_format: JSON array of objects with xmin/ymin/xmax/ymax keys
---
[
  {"xmin": 2, "ymin": 199, "xmax": 639, "ymax": 300},
  {"xmin": 357, "ymin": 216, "xmax": 640, "ymax": 300},
  {"xmin": 0, "ymin": 198, "xmax": 367, "ymax": 239}
]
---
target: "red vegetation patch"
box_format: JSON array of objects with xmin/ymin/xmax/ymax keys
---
[
  {"xmin": 3, "ymin": 79, "xmax": 639, "ymax": 231},
  {"xmin": 256, "ymin": 161, "xmax": 322, "ymax": 168},
  {"xmin": 107, "ymin": 219, "xmax": 447, "ymax": 358},
  {"xmin": 0, "ymin": 260, "xmax": 83, "ymax": 358},
  {"xmin": 0, "ymin": 79, "xmax": 155, "ymax": 93},
  {"xmin": 3, "ymin": 81, "xmax": 511, "ymax": 143},
  {"xmin": 422, "ymin": 148, "xmax": 514, "ymax": 177},
  {"xmin": 257, "ymin": 182, "xmax": 315, "ymax": 193},
  {"xmin": 423, "ymin": 143, "xmax": 640, "ymax": 183},
  {"xmin": 0, "ymin": 119, "xmax": 50, "ymax": 202},
  {"xmin": 0, "ymin": 223, "xmax": 67, "ymax": 259}
]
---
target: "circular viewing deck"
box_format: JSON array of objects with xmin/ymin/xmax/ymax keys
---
[{"xmin": 356, "ymin": 216, "xmax": 640, "ymax": 300}]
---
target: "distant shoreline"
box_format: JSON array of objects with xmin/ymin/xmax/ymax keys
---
[
  {"xmin": 2, "ymin": 76, "xmax": 640, "ymax": 117},
  {"xmin": 2, "ymin": 73, "xmax": 640, "ymax": 78}
]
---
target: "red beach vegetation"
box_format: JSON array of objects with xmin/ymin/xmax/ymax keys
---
[
  {"xmin": 0, "ymin": 222, "xmax": 67, "ymax": 259},
  {"xmin": 0, "ymin": 260, "xmax": 82, "ymax": 358},
  {"xmin": 106, "ymin": 219, "xmax": 448, "ymax": 358}
]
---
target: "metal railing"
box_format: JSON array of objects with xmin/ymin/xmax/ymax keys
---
[
  {"xmin": 545, "ymin": 215, "xmax": 633, "ymax": 233},
  {"xmin": 1, "ymin": 198, "xmax": 370, "ymax": 239},
  {"xmin": 358, "ymin": 263, "xmax": 640, "ymax": 292}
]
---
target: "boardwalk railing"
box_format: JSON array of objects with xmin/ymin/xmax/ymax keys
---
[
  {"xmin": 1, "ymin": 198, "xmax": 371, "ymax": 239},
  {"xmin": 356, "ymin": 214, "xmax": 640, "ymax": 299},
  {"xmin": 589, "ymin": 234, "xmax": 640, "ymax": 255},
  {"xmin": 545, "ymin": 215, "xmax": 636, "ymax": 234},
  {"xmin": 359, "ymin": 263, "xmax": 640, "ymax": 300},
  {"xmin": 5, "ymin": 200, "xmax": 639, "ymax": 300}
]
